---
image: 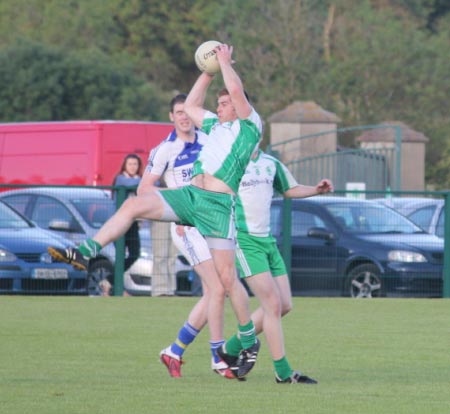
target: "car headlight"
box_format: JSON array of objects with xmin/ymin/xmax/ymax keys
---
[
  {"xmin": 388, "ymin": 250, "xmax": 427, "ymax": 263},
  {"xmin": 0, "ymin": 249, "xmax": 17, "ymax": 262}
]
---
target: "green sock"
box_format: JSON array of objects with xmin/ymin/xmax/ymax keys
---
[
  {"xmin": 274, "ymin": 356, "xmax": 292, "ymax": 381},
  {"xmin": 78, "ymin": 239, "xmax": 102, "ymax": 258},
  {"xmin": 238, "ymin": 320, "xmax": 256, "ymax": 350},
  {"xmin": 225, "ymin": 334, "xmax": 242, "ymax": 357}
]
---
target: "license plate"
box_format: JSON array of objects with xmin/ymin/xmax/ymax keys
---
[{"xmin": 33, "ymin": 269, "xmax": 69, "ymax": 280}]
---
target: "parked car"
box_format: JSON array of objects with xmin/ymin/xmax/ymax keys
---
[
  {"xmin": 0, "ymin": 200, "xmax": 86, "ymax": 294},
  {"xmin": 0, "ymin": 187, "xmax": 152, "ymax": 295},
  {"xmin": 270, "ymin": 196, "xmax": 443, "ymax": 298},
  {"xmin": 374, "ymin": 197, "xmax": 444, "ymax": 238},
  {"xmin": 0, "ymin": 187, "xmax": 194, "ymax": 296}
]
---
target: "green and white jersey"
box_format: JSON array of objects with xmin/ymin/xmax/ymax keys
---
[
  {"xmin": 236, "ymin": 150, "xmax": 298, "ymax": 236},
  {"xmin": 192, "ymin": 108, "xmax": 262, "ymax": 194}
]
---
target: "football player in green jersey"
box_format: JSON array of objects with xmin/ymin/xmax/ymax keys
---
[{"xmin": 219, "ymin": 149, "xmax": 333, "ymax": 383}]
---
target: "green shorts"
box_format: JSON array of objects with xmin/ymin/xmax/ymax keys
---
[
  {"xmin": 235, "ymin": 231, "xmax": 287, "ymax": 278},
  {"xmin": 160, "ymin": 185, "xmax": 235, "ymax": 239}
]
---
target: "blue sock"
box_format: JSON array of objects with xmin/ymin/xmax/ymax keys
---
[
  {"xmin": 170, "ymin": 322, "xmax": 200, "ymax": 357},
  {"xmin": 209, "ymin": 340, "xmax": 225, "ymax": 363}
]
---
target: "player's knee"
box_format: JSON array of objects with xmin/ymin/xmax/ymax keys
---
[
  {"xmin": 281, "ymin": 299, "xmax": 293, "ymax": 316},
  {"xmin": 207, "ymin": 278, "xmax": 226, "ymax": 299},
  {"xmin": 215, "ymin": 264, "xmax": 236, "ymax": 285},
  {"xmin": 215, "ymin": 281, "xmax": 226, "ymax": 298},
  {"xmin": 273, "ymin": 296, "xmax": 283, "ymax": 317},
  {"xmin": 221, "ymin": 274, "xmax": 241, "ymax": 296},
  {"xmin": 121, "ymin": 196, "xmax": 139, "ymax": 212}
]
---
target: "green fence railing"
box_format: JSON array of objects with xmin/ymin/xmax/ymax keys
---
[
  {"xmin": 0, "ymin": 184, "xmax": 448, "ymax": 298},
  {"xmin": 267, "ymin": 124, "xmax": 403, "ymax": 191}
]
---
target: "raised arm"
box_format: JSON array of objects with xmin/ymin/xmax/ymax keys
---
[
  {"xmin": 216, "ymin": 44, "xmax": 252, "ymax": 119},
  {"xmin": 184, "ymin": 72, "xmax": 215, "ymax": 128}
]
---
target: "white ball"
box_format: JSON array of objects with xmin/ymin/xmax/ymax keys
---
[{"xmin": 194, "ymin": 40, "xmax": 222, "ymax": 75}]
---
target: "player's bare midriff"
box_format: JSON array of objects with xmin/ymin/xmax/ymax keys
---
[{"xmin": 191, "ymin": 173, "xmax": 235, "ymax": 195}]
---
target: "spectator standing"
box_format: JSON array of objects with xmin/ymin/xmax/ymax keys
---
[{"xmin": 110, "ymin": 153, "xmax": 143, "ymax": 296}]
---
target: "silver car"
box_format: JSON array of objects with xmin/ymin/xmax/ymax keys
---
[
  {"xmin": 0, "ymin": 187, "xmax": 152, "ymax": 295},
  {"xmin": 375, "ymin": 197, "xmax": 444, "ymax": 238}
]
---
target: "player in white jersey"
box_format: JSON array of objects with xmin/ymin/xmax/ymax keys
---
[
  {"xmin": 48, "ymin": 44, "xmax": 262, "ymax": 379},
  {"xmin": 137, "ymin": 94, "xmax": 232, "ymax": 379},
  {"xmin": 218, "ymin": 149, "xmax": 333, "ymax": 383}
]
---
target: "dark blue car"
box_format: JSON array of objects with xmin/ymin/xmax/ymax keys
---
[
  {"xmin": 271, "ymin": 196, "xmax": 443, "ymax": 298},
  {"xmin": 0, "ymin": 201, "xmax": 86, "ymax": 294}
]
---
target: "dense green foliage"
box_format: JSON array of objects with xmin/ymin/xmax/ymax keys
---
[
  {"xmin": 0, "ymin": 41, "xmax": 167, "ymax": 121},
  {"xmin": 0, "ymin": 0, "xmax": 448, "ymax": 186}
]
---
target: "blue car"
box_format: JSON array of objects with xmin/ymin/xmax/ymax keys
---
[
  {"xmin": 271, "ymin": 196, "xmax": 443, "ymax": 298},
  {"xmin": 0, "ymin": 201, "xmax": 86, "ymax": 294}
]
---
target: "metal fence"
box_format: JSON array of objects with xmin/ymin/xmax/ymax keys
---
[
  {"xmin": 266, "ymin": 124, "xmax": 402, "ymax": 191},
  {"xmin": 0, "ymin": 184, "xmax": 449, "ymax": 298}
]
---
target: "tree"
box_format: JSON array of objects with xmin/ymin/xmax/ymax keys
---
[
  {"xmin": 317, "ymin": 2, "xmax": 449, "ymax": 173},
  {"xmin": 0, "ymin": 41, "xmax": 167, "ymax": 122},
  {"xmin": 0, "ymin": 0, "xmax": 449, "ymax": 186},
  {"xmin": 208, "ymin": 0, "xmax": 449, "ymax": 186},
  {"xmin": 0, "ymin": 0, "xmax": 218, "ymax": 93}
]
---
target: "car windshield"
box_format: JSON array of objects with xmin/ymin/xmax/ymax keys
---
[
  {"xmin": 0, "ymin": 202, "xmax": 31, "ymax": 229},
  {"xmin": 70, "ymin": 198, "xmax": 116, "ymax": 229},
  {"xmin": 325, "ymin": 202, "xmax": 424, "ymax": 234}
]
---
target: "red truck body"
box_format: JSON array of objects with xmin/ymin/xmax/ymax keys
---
[{"xmin": 0, "ymin": 121, "xmax": 173, "ymax": 186}]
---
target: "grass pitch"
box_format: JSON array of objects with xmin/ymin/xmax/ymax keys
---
[{"xmin": 0, "ymin": 296, "xmax": 449, "ymax": 414}]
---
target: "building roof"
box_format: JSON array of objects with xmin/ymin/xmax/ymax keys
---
[{"xmin": 356, "ymin": 121, "xmax": 429, "ymax": 143}]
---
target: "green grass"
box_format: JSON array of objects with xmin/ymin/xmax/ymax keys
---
[{"xmin": 1, "ymin": 296, "xmax": 449, "ymax": 414}]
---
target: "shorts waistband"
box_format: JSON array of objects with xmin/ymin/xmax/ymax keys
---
[{"xmin": 190, "ymin": 185, "xmax": 235, "ymax": 200}]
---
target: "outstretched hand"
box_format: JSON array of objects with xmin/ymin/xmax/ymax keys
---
[
  {"xmin": 316, "ymin": 179, "xmax": 334, "ymax": 194},
  {"xmin": 215, "ymin": 43, "xmax": 234, "ymax": 66}
]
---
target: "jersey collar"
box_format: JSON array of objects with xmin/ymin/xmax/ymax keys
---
[{"xmin": 168, "ymin": 128, "xmax": 199, "ymax": 146}]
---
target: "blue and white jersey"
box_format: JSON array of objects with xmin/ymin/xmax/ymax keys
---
[{"xmin": 145, "ymin": 129, "xmax": 208, "ymax": 188}]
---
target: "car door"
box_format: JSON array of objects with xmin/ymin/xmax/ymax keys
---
[
  {"xmin": 0, "ymin": 194, "xmax": 33, "ymax": 216},
  {"xmin": 272, "ymin": 202, "xmax": 339, "ymax": 295},
  {"xmin": 1, "ymin": 191, "xmax": 85, "ymax": 248},
  {"xmin": 290, "ymin": 204, "xmax": 340, "ymax": 294},
  {"xmin": 30, "ymin": 195, "xmax": 84, "ymax": 241}
]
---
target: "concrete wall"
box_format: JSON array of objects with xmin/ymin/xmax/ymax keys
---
[{"xmin": 270, "ymin": 122, "xmax": 337, "ymax": 164}]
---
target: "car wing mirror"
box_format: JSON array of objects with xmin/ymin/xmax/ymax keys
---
[{"xmin": 307, "ymin": 227, "xmax": 335, "ymax": 240}]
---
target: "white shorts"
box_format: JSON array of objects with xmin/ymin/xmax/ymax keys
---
[{"xmin": 170, "ymin": 223, "xmax": 212, "ymax": 266}]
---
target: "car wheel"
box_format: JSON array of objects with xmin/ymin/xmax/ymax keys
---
[
  {"xmin": 346, "ymin": 264, "xmax": 383, "ymax": 298},
  {"xmin": 87, "ymin": 259, "xmax": 114, "ymax": 296}
]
